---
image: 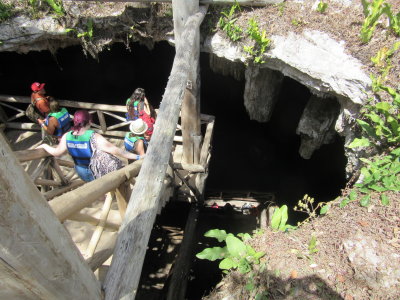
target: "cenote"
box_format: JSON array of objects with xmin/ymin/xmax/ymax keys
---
[{"xmin": 0, "ymin": 41, "xmax": 348, "ymax": 299}]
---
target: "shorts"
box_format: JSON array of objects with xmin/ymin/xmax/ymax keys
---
[{"xmin": 75, "ymin": 164, "xmax": 95, "ymax": 182}]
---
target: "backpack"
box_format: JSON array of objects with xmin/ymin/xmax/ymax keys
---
[{"xmin": 25, "ymin": 100, "xmax": 44, "ymax": 123}]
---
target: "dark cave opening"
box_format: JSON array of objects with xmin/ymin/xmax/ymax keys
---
[
  {"xmin": 0, "ymin": 41, "xmax": 347, "ymax": 298},
  {"xmin": 0, "ymin": 40, "xmax": 347, "ymax": 220}
]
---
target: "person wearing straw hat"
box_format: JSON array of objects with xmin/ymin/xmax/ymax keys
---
[
  {"xmin": 124, "ymin": 118, "xmax": 148, "ymax": 157},
  {"xmin": 125, "ymin": 87, "xmax": 156, "ymax": 141}
]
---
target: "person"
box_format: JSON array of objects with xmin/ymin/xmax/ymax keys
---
[
  {"xmin": 30, "ymin": 82, "xmax": 51, "ymax": 121},
  {"xmin": 125, "ymin": 87, "xmax": 156, "ymax": 141},
  {"xmin": 124, "ymin": 119, "xmax": 148, "ymax": 157},
  {"xmin": 38, "ymin": 99, "xmax": 72, "ymax": 143},
  {"xmin": 37, "ymin": 110, "xmax": 143, "ymax": 182}
]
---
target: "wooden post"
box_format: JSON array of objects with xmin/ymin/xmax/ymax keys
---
[
  {"xmin": 85, "ymin": 192, "xmax": 115, "ymax": 259},
  {"xmin": 174, "ymin": 0, "xmax": 202, "ymax": 165},
  {"xmin": 166, "ymin": 204, "xmax": 200, "ymax": 300},
  {"xmin": 0, "ymin": 135, "xmax": 101, "ymax": 300},
  {"xmin": 103, "ymin": 8, "xmax": 208, "ymax": 300}
]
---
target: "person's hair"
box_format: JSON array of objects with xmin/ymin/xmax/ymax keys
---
[
  {"xmin": 49, "ymin": 99, "xmax": 60, "ymax": 113},
  {"xmin": 130, "ymin": 88, "xmax": 145, "ymax": 102},
  {"xmin": 72, "ymin": 110, "xmax": 91, "ymax": 131}
]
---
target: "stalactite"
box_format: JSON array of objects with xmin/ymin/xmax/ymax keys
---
[{"xmin": 244, "ymin": 64, "xmax": 284, "ymax": 122}]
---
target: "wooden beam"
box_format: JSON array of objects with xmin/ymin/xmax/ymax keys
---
[
  {"xmin": 62, "ymin": 0, "xmax": 282, "ymax": 5},
  {"xmin": 97, "ymin": 110, "xmax": 107, "ymax": 133},
  {"xmin": 0, "ymin": 95, "xmax": 126, "ymax": 112},
  {"xmin": 85, "ymin": 192, "xmax": 114, "ymax": 259},
  {"xmin": 103, "ymin": 8, "xmax": 208, "ymax": 300},
  {"xmin": 166, "ymin": 204, "xmax": 199, "ymax": 300},
  {"xmin": 68, "ymin": 212, "xmax": 121, "ymax": 231},
  {"xmin": 49, "ymin": 160, "xmax": 142, "ymax": 222},
  {"xmin": 174, "ymin": 0, "xmax": 202, "ymax": 165},
  {"xmin": 15, "ymin": 148, "xmax": 50, "ymax": 162},
  {"xmin": 43, "ymin": 179, "xmax": 85, "ymax": 200},
  {"xmin": 86, "ymin": 233, "xmax": 118, "ymax": 271},
  {"xmin": 115, "ymin": 183, "xmax": 128, "ymax": 219},
  {"xmin": 0, "ymin": 134, "xmax": 101, "ymax": 299}
]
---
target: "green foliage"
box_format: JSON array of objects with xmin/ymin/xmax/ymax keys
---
[
  {"xmin": 218, "ymin": 1, "xmax": 243, "ymax": 42},
  {"xmin": 0, "ymin": 1, "xmax": 14, "ymax": 22},
  {"xmin": 360, "ymin": 0, "xmax": 400, "ymax": 43},
  {"xmin": 347, "ymin": 47, "xmax": 400, "ymax": 205},
  {"xmin": 270, "ymin": 205, "xmax": 296, "ymax": 231},
  {"xmin": 316, "ymin": 1, "xmax": 328, "ymax": 13},
  {"xmin": 243, "ymin": 17, "xmax": 270, "ymax": 64},
  {"xmin": 361, "ymin": 0, "xmax": 388, "ymax": 43},
  {"xmin": 355, "ymin": 148, "xmax": 400, "ymax": 193},
  {"xmin": 340, "ymin": 190, "xmax": 358, "ymax": 208},
  {"xmin": 294, "ymin": 195, "xmax": 329, "ymax": 225},
  {"xmin": 28, "ymin": 0, "xmax": 65, "ymax": 16},
  {"xmin": 308, "ymin": 235, "xmax": 319, "ymax": 254},
  {"xmin": 196, "ymin": 229, "xmax": 265, "ymax": 274},
  {"xmin": 276, "ymin": 2, "xmax": 285, "ymax": 17},
  {"xmin": 66, "ymin": 19, "xmax": 94, "ymax": 40}
]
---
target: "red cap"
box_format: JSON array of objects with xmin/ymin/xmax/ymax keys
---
[{"xmin": 31, "ymin": 82, "xmax": 45, "ymax": 92}]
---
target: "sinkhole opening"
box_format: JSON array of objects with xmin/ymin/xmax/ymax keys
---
[{"xmin": 0, "ymin": 40, "xmax": 347, "ymax": 298}]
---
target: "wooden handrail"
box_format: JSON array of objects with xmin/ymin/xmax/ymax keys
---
[{"xmin": 49, "ymin": 160, "xmax": 143, "ymax": 222}]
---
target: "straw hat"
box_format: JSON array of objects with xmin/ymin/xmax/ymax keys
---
[{"xmin": 129, "ymin": 119, "xmax": 148, "ymax": 135}]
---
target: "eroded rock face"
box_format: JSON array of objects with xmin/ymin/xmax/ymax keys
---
[
  {"xmin": 296, "ymin": 95, "xmax": 340, "ymax": 159},
  {"xmin": 203, "ymin": 30, "xmax": 371, "ymax": 175},
  {"xmin": 244, "ymin": 65, "xmax": 284, "ymax": 122},
  {"xmin": 343, "ymin": 233, "xmax": 400, "ymax": 291}
]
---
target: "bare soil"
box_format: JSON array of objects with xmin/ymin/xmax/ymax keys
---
[{"xmin": 203, "ymin": 190, "xmax": 400, "ymax": 300}]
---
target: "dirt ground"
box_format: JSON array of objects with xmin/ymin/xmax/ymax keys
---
[{"xmin": 203, "ymin": 189, "xmax": 400, "ymax": 300}]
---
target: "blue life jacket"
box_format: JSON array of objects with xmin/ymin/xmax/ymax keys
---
[
  {"xmin": 46, "ymin": 107, "xmax": 72, "ymax": 136},
  {"xmin": 66, "ymin": 130, "xmax": 94, "ymax": 166},
  {"xmin": 124, "ymin": 132, "xmax": 147, "ymax": 152}
]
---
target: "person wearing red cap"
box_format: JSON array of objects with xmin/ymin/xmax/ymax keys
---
[{"xmin": 30, "ymin": 82, "xmax": 51, "ymax": 120}]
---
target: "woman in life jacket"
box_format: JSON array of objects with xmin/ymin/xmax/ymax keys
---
[
  {"xmin": 37, "ymin": 110, "xmax": 143, "ymax": 182},
  {"xmin": 124, "ymin": 119, "xmax": 148, "ymax": 157},
  {"xmin": 38, "ymin": 99, "xmax": 72, "ymax": 143},
  {"xmin": 125, "ymin": 87, "xmax": 156, "ymax": 141}
]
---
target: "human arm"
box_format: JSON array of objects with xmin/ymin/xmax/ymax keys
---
[
  {"xmin": 94, "ymin": 133, "xmax": 144, "ymax": 160},
  {"xmin": 36, "ymin": 133, "xmax": 68, "ymax": 156},
  {"xmin": 38, "ymin": 117, "xmax": 58, "ymax": 135}
]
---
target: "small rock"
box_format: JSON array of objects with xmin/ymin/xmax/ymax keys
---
[{"xmin": 310, "ymin": 263, "xmax": 318, "ymax": 268}]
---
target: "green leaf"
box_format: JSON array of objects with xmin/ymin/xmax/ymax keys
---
[
  {"xmin": 226, "ymin": 235, "xmax": 246, "ymax": 257},
  {"xmin": 349, "ymin": 190, "xmax": 358, "ymax": 201},
  {"xmin": 360, "ymin": 194, "xmax": 371, "ymax": 207},
  {"xmin": 348, "ymin": 137, "xmax": 370, "ymax": 148},
  {"xmin": 357, "ymin": 119, "xmax": 377, "ymax": 138},
  {"xmin": 339, "ymin": 198, "xmax": 350, "ymax": 208},
  {"xmin": 253, "ymin": 251, "xmax": 265, "ymax": 260},
  {"xmin": 238, "ymin": 259, "xmax": 251, "ymax": 274},
  {"xmin": 375, "ymin": 101, "xmax": 391, "ymax": 112},
  {"xmin": 196, "ymin": 246, "xmax": 226, "ymax": 261},
  {"xmin": 278, "ymin": 205, "xmax": 288, "ymax": 231},
  {"xmin": 204, "ymin": 229, "xmax": 228, "ymax": 242},
  {"xmin": 320, "ymin": 204, "xmax": 329, "ymax": 215},
  {"xmin": 270, "ymin": 207, "xmax": 281, "ymax": 230},
  {"xmin": 381, "ymin": 194, "xmax": 390, "ymax": 205},
  {"xmin": 219, "ymin": 257, "xmax": 237, "ymax": 270}
]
